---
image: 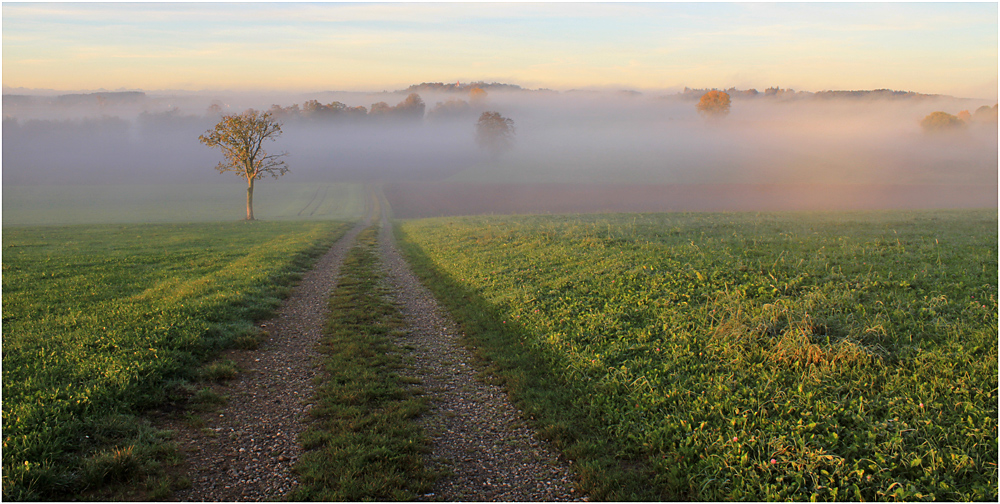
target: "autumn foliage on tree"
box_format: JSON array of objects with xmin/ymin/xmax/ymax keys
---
[
  {"xmin": 920, "ymin": 104, "xmax": 997, "ymax": 134},
  {"xmin": 476, "ymin": 111, "xmax": 515, "ymax": 159},
  {"xmin": 920, "ymin": 111, "xmax": 967, "ymax": 133},
  {"xmin": 199, "ymin": 109, "xmax": 289, "ymax": 220},
  {"xmin": 470, "ymin": 87, "xmax": 488, "ymax": 104},
  {"xmin": 696, "ymin": 90, "xmax": 731, "ymax": 118}
]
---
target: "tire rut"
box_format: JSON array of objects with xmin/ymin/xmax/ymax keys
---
[
  {"xmin": 375, "ymin": 189, "xmax": 585, "ymax": 501},
  {"xmin": 159, "ymin": 191, "xmax": 375, "ymax": 501},
  {"xmin": 310, "ymin": 185, "xmax": 329, "ymax": 216},
  {"xmin": 156, "ymin": 185, "xmax": 582, "ymax": 501}
]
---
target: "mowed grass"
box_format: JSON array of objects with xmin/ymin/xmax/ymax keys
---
[
  {"xmin": 2, "ymin": 220, "xmax": 350, "ymax": 500},
  {"xmin": 396, "ymin": 209, "xmax": 997, "ymax": 501},
  {"xmin": 2, "ymin": 182, "xmax": 367, "ymax": 227}
]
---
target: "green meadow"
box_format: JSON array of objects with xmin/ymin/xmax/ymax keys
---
[
  {"xmin": 3, "ymin": 178, "xmax": 996, "ymax": 502},
  {"xmin": 396, "ymin": 209, "xmax": 998, "ymax": 500},
  {"xmin": 2, "ymin": 220, "xmax": 351, "ymax": 500}
]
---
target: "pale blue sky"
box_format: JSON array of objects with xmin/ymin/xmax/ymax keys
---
[{"xmin": 2, "ymin": 2, "xmax": 997, "ymax": 99}]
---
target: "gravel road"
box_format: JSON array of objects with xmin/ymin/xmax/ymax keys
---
[
  {"xmin": 161, "ymin": 188, "xmax": 583, "ymax": 501},
  {"xmin": 163, "ymin": 214, "xmax": 371, "ymax": 501},
  {"xmin": 376, "ymin": 195, "xmax": 584, "ymax": 501}
]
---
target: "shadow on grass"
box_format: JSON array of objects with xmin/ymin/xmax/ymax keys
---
[
  {"xmin": 393, "ymin": 224, "xmax": 675, "ymax": 501},
  {"xmin": 2, "ymin": 222, "xmax": 350, "ymax": 501}
]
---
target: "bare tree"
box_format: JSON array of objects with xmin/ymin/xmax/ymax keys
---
[
  {"xmin": 199, "ymin": 109, "xmax": 289, "ymax": 220},
  {"xmin": 476, "ymin": 111, "xmax": 515, "ymax": 159}
]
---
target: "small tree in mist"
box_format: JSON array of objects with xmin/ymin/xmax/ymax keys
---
[
  {"xmin": 199, "ymin": 109, "xmax": 289, "ymax": 221},
  {"xmin": 428, "ymin": 99, "xmax": 472, "ymax": 122},
  {"xmin": 920, "ymin": 111, "xmax": 966, "ymax": 134},
  {"xmin": 470, "ymin": 87, "xmax": 488, "ymax": 105},
  {"xmin": 696, "ymin": 90, "xmax": 731, "ymax": 118},
  {"xmin": 396, "ymin": 93, "xmax": 426, "ymax": 121},
  {"xmin": 476, "ymin": 111, "xmax": 515, "ymax": 159},
  {"xmin": 972, "ymin": 104, "xmax": 998, "ymax": 126}
]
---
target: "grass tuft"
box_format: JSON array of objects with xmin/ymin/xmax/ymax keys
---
[
  {"xmin": 190, "ymin": 388, "xmax": 227, "ymax": 410},
  {"xmin": 197, "ymin": 359, "xmax": 239, "ymax": 382}
]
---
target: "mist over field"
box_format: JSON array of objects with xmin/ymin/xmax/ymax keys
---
[
  {"xmin": 458, "ymin": 89, "xmax": 997, "ymax": 186},
  {"xmin": 3, "ymin": 85, "xmax": 996, "ymax": 214}
]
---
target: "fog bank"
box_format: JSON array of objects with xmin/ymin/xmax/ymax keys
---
[{"xmin": 3, "ymin": 86, "xmax": 996, "ymax": 212}]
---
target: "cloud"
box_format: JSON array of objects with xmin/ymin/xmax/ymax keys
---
[{"xmin": 2, "ymin": 3, "xmax": 995, "ymax": 95}]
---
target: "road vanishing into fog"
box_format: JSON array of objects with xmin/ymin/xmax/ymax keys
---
[
  {"xmin": 164, "ymin": 191, "xmax": 376, "ymax": 501},
  {"xmin": 161, "ymin": 185, "xmax": 582, "ymax": 501}
]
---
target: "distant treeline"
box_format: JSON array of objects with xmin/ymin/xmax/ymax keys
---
[
  {"xmin": 677, "ymin": 86, "xmax": 944, "ymax": 101},
  {"xmin": 3, "ymin": 89, "xmax": 488, "ymax": 128},
  {"xmin": 268, "ymin": 91, "xmax": 489, "ymax": 124},
  {"xmin": 2, "ymin": 83, "xmax": 960, "ymax": 115},
  {"xmin": 268, "ymin": 92, "xmax": 427, "ymax": 123},
  {"xmin": 399, "ymin": 81, "xmax": 532, "ymax": 94}
]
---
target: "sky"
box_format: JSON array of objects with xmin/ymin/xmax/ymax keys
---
[{"xmin": 2, "ymin": 2, "xmax": 998, "ymax": 99}]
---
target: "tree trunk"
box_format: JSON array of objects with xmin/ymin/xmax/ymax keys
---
[{"xmin": 246, "ymin": 179, "xmax": 255, "ymax": 221}]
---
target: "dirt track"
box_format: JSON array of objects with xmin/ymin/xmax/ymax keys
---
[
  {"xmin": 376, "ymin": 190, "xmax": 581, "ymax": 501},
  {"xmin": 160, "ymin": 186, "xmax": 582, "ymax": 501},
  {"xmin": 162, "ymin": 196, "xmax": 374, "ymax": 501}
]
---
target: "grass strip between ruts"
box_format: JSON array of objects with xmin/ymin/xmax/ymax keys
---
[{"xmin": 291, "ymin": 225, "xmax": 434, "ymax": 500}]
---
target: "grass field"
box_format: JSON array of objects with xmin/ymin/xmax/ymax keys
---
[
  {"xmin": 2, "ymin": 220, "xmax": 351, "ymax": 500},
  {"xmin": 396, "ymin": 209, "xmax": 998, "ymax": 500},
  {"xmin": 2, "ymin": 182, "xmax": 367, "ymax": 227}
]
